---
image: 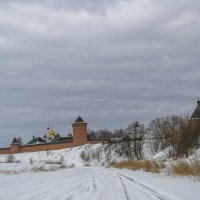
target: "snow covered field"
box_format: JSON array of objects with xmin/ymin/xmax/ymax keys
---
[
  {"xmin": 0, "ymin": 144, "xmax": 200, "ymax": 200},
  {"xmin": 0, "ymin": 167, "xmax": 199, "ymax": 200}
]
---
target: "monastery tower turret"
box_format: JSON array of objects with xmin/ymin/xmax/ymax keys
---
[{"xmin": 72, "ymin": 116, "xmax": 87, "ymax": 146}]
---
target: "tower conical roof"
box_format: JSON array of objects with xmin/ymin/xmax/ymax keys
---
[
  {"xmin": 74, "ymin": 116, "xmax": 85, "ymax": 123},
  {"xmin": 12, "ymin": 137, "xmax": 19, "ymax": 144},
  {"xmin": 191, "ymin": 99, "xmax": 200, "ymax": 119}
]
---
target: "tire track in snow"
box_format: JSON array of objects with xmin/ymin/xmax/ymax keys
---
[
  {"xmin": 0, "ymin": 168, "xmax": 182, "ymax": 200},
  {"xmin": 92, "ymin": 176, "xmax": 97, "ymax": 191},
  {"xmin": 24, "ymin": 175, "xmax": 84, "ymax": 200},
  {"xmin": 118, "ymin": 173, "xmax": 177, "ymax": 200},
  {"xmin": 65, "ymin": 181, "xmax": 87, "ymax": 200},
  {"xmin": 116, "ymin": 174, "xmax": 155, "ymax": 200},
  {"xmin": 118, "ymin": 175, "xmax": 132, "ymax": 200},
  {"xmin": 0, "ymin": 170, "xmax": 90, "ymax": 200},
  {"xmin": 42, "ymin": 173, "xmax": 92, "ymax": 200},
  {"xmin": 66, "ymin": 175, "xmax": 98, "ymax": 200}
]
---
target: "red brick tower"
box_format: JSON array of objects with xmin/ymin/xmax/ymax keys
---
[
  {"xmin": 10, "ymin": 137, "xmax": 20, "ymax": 154},
  {"xmin": 72, "ymin": 116, "xmax": 87, "ymax": 146}
]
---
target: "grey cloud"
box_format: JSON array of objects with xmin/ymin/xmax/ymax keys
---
[{"xmin": 0, "ymin": 0, "xmax": 200, "ymax": 146}]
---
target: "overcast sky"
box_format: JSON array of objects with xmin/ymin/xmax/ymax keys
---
[{"xmin": 0, "ymin": 0, "xmax": 200, "ymax": 147}]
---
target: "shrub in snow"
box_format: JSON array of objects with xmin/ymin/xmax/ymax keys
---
[
  {"xmin": 84, "ymin": 163, "xmax": 91, "ymax": 167},
  {"xmin": 91, "ymin": 150, "xmax": 101, "ymax": 162},
  {"xmin": 59, "ymin": 163, "xmax": 75, "ymax": 169},
  {"xmin": 32, "ymin": 165, "xmax": 57, "ymax": 172},
  {"xmin": 44, "ymin": 155, "xmax": 65, "ymax": 165},
  {"xmin": 6, "ymin": 155, "xmax": 15, "ymax": 163},
  {"xmin": 60, "ymin": 155, "xmax": 64, "ymax": 165},
  {"xmin": 29, "ymin": 158, "xmax": 33, "ymax": 165},
  {"xmin": 105, "ymin": 148, "xmax": 112, "ymax": 162},
  {"xmin": 80, "ymin": 150, "xmax": 90, "ymax": 162},
  {"xmin": 165, "ymin": 158, "xmax": 200, "ymax": 177},
  {"xmin": 46, "ymin": 150, "xmax": 52, "ymax": 156}
]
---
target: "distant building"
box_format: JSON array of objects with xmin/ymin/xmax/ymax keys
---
[
  {"xmin": 43, "ymin": 128, "xmax": 56, "ymax": 142},
  {"xmin": 27, "ymin": 136, "xmax": 46, "ymax": 145},
  {"xmin": 191, "ymin": 99, "xmax": 200, "ymax": 120},
  {"xmin": 0, "ymin": 116, "xmax": 109, "ymax": 154}
]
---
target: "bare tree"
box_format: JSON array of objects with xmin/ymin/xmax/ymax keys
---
[
  {"xmin": 148, "ymin": 115, "xmax": 200, "ymax": 158},
  {"xmin": 176, "ymin": 117, "xmax": 200, "ymax": 157},
  {"xmin": 148, "ymin": 115, "xmax": 180, "ymax": 156},
  {"xmin": 117, "ymin": 121, "xmax": 145, "ymax": 160}
]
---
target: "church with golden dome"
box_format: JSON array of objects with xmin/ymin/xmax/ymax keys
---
[{"xmin": 43, "ymin": 127, "xmax": 56, "ymax": 143}]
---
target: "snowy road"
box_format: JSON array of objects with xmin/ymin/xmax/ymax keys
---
[{"xmin": 0, "ymin": 167, "xmax": 194, "ymax": 200}]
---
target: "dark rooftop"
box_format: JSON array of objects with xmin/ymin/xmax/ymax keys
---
[
  {"xmin": 27, "ymin": 137, "xmax": 46, "ymax": 145},
  {"xmin": 74, "ymin": 116, "xmax": 85, "ymax": 123},
  {"xmin": 191, "ymin": 99, "xmax": 200, "ymax": 119},
  {"xmin": 51, "ymin": 137, "xmax": 72, "ymax": 143},
  {"xmin": 12, "ymin": 137, "xmax": 19, "ymax": 144}
]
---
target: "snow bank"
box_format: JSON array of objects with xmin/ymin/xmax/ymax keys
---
[{"xmin": 0, "ymin": 144, "xmax": 125, "ymax": 173}]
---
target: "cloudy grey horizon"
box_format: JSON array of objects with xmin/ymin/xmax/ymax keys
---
[{"xmin": 0, "ymin": 0, "xmax": 200, "ymax": 147}]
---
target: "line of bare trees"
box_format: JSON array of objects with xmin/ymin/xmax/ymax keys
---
[
  {"xmin": 88, "ymin": 121, "xmax": 145, "ymax": 160},
  {"xmin": 148, "ymin": 115, "xmax": 200, "ymax": 158},
  {"xmin": 87, "ymin": 115, "xmax": 200, "ymax": 160}
]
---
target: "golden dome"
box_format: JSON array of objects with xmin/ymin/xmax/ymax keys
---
[{"xmin": 49, "ymin": 130, "xmax": 55, "ymax": 136}]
